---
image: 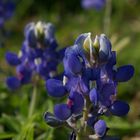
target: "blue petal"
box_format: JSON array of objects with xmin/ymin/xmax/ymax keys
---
[
  {"xmin": 44, "ymin": 112, "xmax": 65, "ymax": 127},
  {"xmin": 16, "ymin": 65, "xmax": 32, "ymax": 84},
  {"xmin": 68, "ymin": 55, "xmax": 82, "ymax": 75},
  {"xmin": 36, "ymin": 64, "xmax": 47, "ymax": 78},
  {"xmin": 69, "ymin": 91, "xmax": 84, "ymax": 114},
  {"xmin": 84, "ymin": 68, "xmax": 100, "ymax": 80},
  {"xmin": 27, "ymin": 29, "xmax": 37, "ymax": 48},
  {"xmin": 24, "ymin": 22, "xmax": 34, "ymax": 39},
  {"xmin": 107, "ymin": 51, "xmax": 116, "ymax": 66},
  {"xmin": 45, "ymin": 23, "xmax": 55, "ymax": 39},
  {"xmin": 101, "ymin": 83, "xmax": 116, "ymax": 96},
  {"xmin": 36, "ymin": 62, "xmax": 57, "ymax": 78},
  {"xmin": 24, "ymin": 22, "xmax": 37, "ymax": 48},
  {"xmin": 89, "ymin": 88, "xmax": 98, "ymax": 106},
  {"xmin": 54, "ymin": 104, "xmax": 72, "ymax": 120},
  {"xmin": 87, "ymin": 115, "xmax": 97, "ymax": 127},
  {"xmin": 99, "ymin": 83, "xmax": 116, "ymax": 107},
  {"xmin": 5, "ymin": 52, "xmax": 21, "ymax": 66},
  {"xmin": 58, "ymin": 47, "xmax": 66, "ymax": 60},
  {"xmin": 6, "ymin": 76, "xmax": 20, "ymax": 90},
  {"xmin": 79, "ymin": 77, "xmax": 89, "ymax": 94},
  {"xmin": 115, "ymin": 65, "xmax": 134, "ymax": 82},
  {"xmin": 49, "ymin": 39, "xmax": 58, "ymax": 50},
  {"xmin": 94, "ymin": 120, "xmax": 107, "ymax": 137},
  {"xmin": 109, "ymin": 100, "xmax": 130, "ymax": 116},
  {"xmin": 46, "ymin": 79, "xmax": 67, "ymax": 97},
  {"xmin": 74, "ymin": 33, "xmax": 89, "ymax": 46},
  {"xmin": 65, "ymin": 77, "xmax": 79, "ymax": 91},
  {"xmin": 64, "ymin": 53, "xmax": 82, "ymax": 76},
  {"xmin": 99, "ymin": 34, "xmax": 112, "ymax": 62}
]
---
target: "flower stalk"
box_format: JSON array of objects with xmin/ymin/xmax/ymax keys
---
[
  {"xmin": 28, "ymin": 82, "xmax": 38, "ymax": 118},
  {"xmin": 44, "ymin": 33, "xmax": 134, "ymax": 140}
]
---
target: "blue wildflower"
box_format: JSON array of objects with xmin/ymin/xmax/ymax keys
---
[
  {"xmin": 44, "ymin": 32, "xmax": 134, "ymax": 139},
  {"xmin": 81, "ymin": 0, "xmax": 106, "ymax": 10},
  {"xmin": 6, "ymin": 21, "xmax": 65, "ymax": 90},
  {"xmin": 0, "ymin": 0, "xmax": 15, "ymax": 28}
]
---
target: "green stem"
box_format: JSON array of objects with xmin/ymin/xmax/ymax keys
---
[
  {"xmin": 84, "ymin": 96, "xmax": 91, "ymax": 133},
  {"xmin": 76, "ymin": 96, "xmax": 91, "ymax": 140},
  {"xmin": 28, "ymin": 84, "xmax": 37, "ymax": 118},
  {"xmin": 103, "ymin": 0, "xmax": 112, "ymax": 36}
]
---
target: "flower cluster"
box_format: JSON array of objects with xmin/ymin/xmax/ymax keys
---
[
  {"xmin": 81, "ymin": 0, "xmax": 106, "ymax": 10},
  {"xmin": 0, "ymin": 0, "xmax": 15, "ymax": 28},
  {"xmin": 6, "ymin": 21, "xmax": 65, "ymax": 90},
  {"xmin": 44, "ymin": 33, "xmax": 134, "ymax": 139},
  {"xmin": 0, "ymin": 0, "xmax": 15, "ymax": 47}
]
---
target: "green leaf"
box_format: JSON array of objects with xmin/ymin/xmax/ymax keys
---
[
  {"xmin": 15, "ymin": 0, "xmax": 34, "ymax": 19},
  {"xmin": 1, "ymin": 114, "xmax": 21, "ymax": 133},
  {"xmin": 15, "ymin": 122, "xmax": 34, "ymax": 140},
  {"xmin": 0, "ymin": 133, "xmax": 15, "ymax": 139}
]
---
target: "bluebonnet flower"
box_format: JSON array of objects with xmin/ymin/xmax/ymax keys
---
[
  {"xmin": 0, "ymin": 0, "xmax": 15, "ymax": 28},
  {"xmin": 81, "ymin": 0, "xmax": 106, "ymax": 10},
  {"xmin": 5, "ymin": 21, "xmax": 65, "ymax": 90},
  {"xmin": 44, "ymin": 32, "xmax": 134, "ymax": 139},
  {"xmin": 0, "ymin": 0, "xmax": 15, "ymax": 47}
]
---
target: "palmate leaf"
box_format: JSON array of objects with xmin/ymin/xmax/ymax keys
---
[{"xmin": 44, "ymin": 112, "xmax": 65, "ymax": 127}]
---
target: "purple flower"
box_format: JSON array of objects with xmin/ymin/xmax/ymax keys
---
[
  {"xmin": 0, "ymin": 0, "xmax": 15, "ymax": 28},
  {"xmin": 82, "ymin": 0, "xmax": 106, "ymax": 10},
  {"xmin": 6, "ymin": 21, "xmax": 64, "ymax": 90},
  {"xmin": 44, "ymin": 32, "xmax": 134, "ymax": 138}
]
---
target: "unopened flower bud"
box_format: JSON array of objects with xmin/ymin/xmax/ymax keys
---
[
  {"xmin": 83, "ymin": 33, "xmax": 92, "ymax": 53},
  {"xmin": 93, "ymin": 35, "xmax": 100, "ymax": 52},
  {"xmin": 35, "ymin": 21, "xmax": 44, "ymax": 37}
]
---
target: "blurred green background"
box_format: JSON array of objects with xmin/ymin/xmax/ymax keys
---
[{"xmin": 0, "ymin": 0, "xmax": 140, "ymax": 139}]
